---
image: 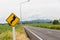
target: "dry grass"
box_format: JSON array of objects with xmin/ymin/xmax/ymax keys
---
[
  {"xmin": 0, "ymin": 30, "xmax": 12, "ymax": 40},
  {"xmin": 0, "ymin": 25, "xmax": 29, "ymax": 40},
  {"xmin": 16, "ymin": 32, "xmax": 29, "ymax": 40},
  {"xmin": 16, "ymin": 26, "xmax": 29, "ymax": 40}
]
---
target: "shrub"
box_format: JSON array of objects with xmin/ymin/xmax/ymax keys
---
[{"xmin": 53, "ymin": 20, "xmax": 59, "ymax": 24}]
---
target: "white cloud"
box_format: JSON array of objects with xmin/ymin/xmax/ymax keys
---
[{"xmin": 0, "ymin": 0, "xmax": 60, "ymax": 22}]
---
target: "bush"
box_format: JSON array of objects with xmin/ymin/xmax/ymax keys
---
[{"xmin": 53, "ymin": 20, "xmax": 59, "ymax": 24}]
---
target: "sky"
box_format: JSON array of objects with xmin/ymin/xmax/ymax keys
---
[{"xmin": 0, "ymin": 0, "xmax": 60, "ymax": 23}]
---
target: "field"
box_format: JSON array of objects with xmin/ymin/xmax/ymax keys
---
[
  {"xmin": 28, "ymin": 23, "xmax": 60, "ymax": 30},
  {"xmin": 0, "ymin": 24, "xmax": 29, "ymax": 40}
]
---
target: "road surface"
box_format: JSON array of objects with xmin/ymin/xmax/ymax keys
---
[{"xmin": 24, "ymin": 26, "xmax": 60, "ymax": 40}]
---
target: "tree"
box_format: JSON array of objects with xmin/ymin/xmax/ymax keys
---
[{"xmin": 53, "ymin": 20, "xmax": 59, "ymax": 24}]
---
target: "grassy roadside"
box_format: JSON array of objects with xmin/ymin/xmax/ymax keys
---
[
  {"xmin": 16, "ymin": 25, "xmax": 29, "ymax": 40},
  {"xmin": 0, "ymin": 24, "xmax": 29, "ymax": 40},
  {"xmin": 27, "ymin": 23, "xmax": 60, "ymax": 30}
]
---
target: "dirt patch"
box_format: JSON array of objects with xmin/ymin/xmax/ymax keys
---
[{"xmin": 16, "ymin": 32, "xmax": 29, "ymax": 40}]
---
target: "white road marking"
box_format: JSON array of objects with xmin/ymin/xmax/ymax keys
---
[{"xmin": 24, "ymin": 26, "xmax": 43, "ymax": 40}]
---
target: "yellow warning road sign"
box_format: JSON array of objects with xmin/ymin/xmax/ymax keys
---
[{"xmin": 6, "ymin": 13, "xmax": 20, "ymax": 26}]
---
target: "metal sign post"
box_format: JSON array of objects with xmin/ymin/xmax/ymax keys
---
[
  {"xmin": 12, "ymin": 27, "xmax": 16, "ymax": 40},
  {"xmin": 6, "ymin": 13, "xmax": 20, "ymax": 40}
]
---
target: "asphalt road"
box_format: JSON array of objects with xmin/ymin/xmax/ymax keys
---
[{"xmin": 24, "ymin": 26, "xmax": 60, "ymax": 40}]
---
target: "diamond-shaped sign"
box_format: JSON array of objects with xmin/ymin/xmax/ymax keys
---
[{"xmin": 6, "ymin": 13, "xmax": 20, "ymax": 26}]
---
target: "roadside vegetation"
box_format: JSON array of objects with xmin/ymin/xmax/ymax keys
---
[
  {"xmin": 23, "ymin": 19, "xmax": 60, "ymax": 30},
  {"xmin": 27, "ymin": 23, "xmax": 60, "ymax": 30},
  {"xmin": 0, "ymin": 24, "xmax": 29, "ymax": 40}
]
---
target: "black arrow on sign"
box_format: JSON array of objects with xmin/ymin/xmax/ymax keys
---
[{"xmin": 10, "ymin": 15, "xmax": 16, "ymax": 24}]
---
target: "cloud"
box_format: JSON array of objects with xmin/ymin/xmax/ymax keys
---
[{"xmin": 0, "ymin": 0, "xmax": 60, "ymax": 22}]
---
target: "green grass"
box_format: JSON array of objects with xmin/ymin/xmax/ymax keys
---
[
  {"xmin": 0, "ymin": 24, "xmax": 20, "ymax": 34},
  {"xmin": 0, "ymin": 24, "xmax": 29, "ymax": 40},
  {"xmin": 28, "ymin": 23, "xmax": 60, "ymax": 30},
  {"xmin": 0, "ymin": 31, "xmax": 12, "ymax": 40},
  {"xmin": 0, "ymin": 24, "xmax": 21, "ymax": 40},
  {"xmin": 0, "ymin": 24, "xmax": 11, "ymax": 34}
]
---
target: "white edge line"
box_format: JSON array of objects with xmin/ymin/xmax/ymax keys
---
[{"xmin": 24, "ymin": 26, "xmax": 43, "ymax": 40}]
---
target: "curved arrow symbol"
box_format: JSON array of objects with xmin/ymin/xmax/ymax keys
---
[{"xmin": 10, "ymin": 15, "xmax": 16, "ymax": 24}]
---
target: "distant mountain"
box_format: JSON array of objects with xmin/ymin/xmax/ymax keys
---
[
  {"xmin": 22, "ymin": 19, "xmax": 52, "ymax": 24},
  {"xmin": 31, "ymin": 19, "xmax": 52, "ymax": 23}
]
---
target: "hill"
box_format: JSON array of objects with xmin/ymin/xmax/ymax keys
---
[{"xmin": 22, "ymin": 19, "xmax": 52, "ymax": 24}]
